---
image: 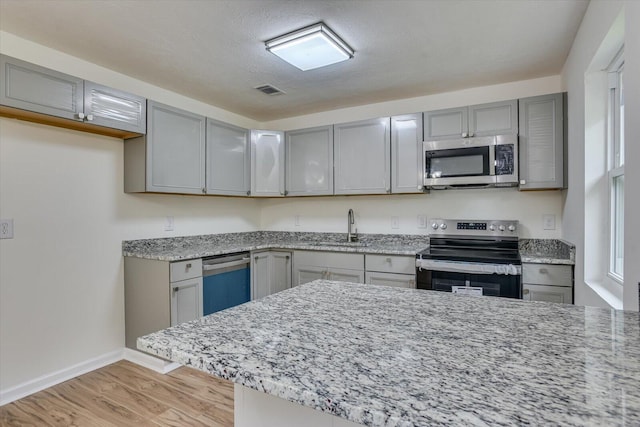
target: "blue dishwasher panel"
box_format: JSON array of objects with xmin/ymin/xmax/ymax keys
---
[{"xmin": 203, "ymin": 267, "xmax": 250, "ymax": 316}]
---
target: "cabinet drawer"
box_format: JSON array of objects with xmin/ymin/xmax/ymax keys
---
[
  {"xmin": 366, "ymin": 255, "xmax": 415, "ymax": 274},
  {"xmin": 365, "ymin": 271, "xmax": 415, "ymax": 288},
  {"xmin": 294, "ymin": 250, "xmax": 364, "ymax": 270},
  {"xmin": 522, "ymin": 264, "xmax": 572, "ymax": 287},
  {"xmin": 170, "ymin": 258, "xmax": 202, "ymax": 282},
  {"xmin": 523, "ymin": 283, "xmax": 573, "ymax": 304}
]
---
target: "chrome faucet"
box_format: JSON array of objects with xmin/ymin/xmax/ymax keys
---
[{"xmin": 347, "ymin": 209, "xmax": 357, "ymax": 242}]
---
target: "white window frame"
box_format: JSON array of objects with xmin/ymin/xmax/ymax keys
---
[{"xmin": 607, "ymin": 48, "xmax": 624, "ymax": 284}]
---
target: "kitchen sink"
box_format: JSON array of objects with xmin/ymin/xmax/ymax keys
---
[{"xmin": 306, "ymin": 241, "xmax": 369, "ymax": 248}]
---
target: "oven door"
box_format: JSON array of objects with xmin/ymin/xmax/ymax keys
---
[
  {"xmin": 424, "ymin": 137, "xmax": 495, "ymax": 187},
  {"xmin": 416, "ymin": 259, "xmax": 522, "ymax": 299}
]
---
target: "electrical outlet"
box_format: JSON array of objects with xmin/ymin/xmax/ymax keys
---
[
  {"xmin": 295, "ymin": 215, "xmax": 301, "ymax": 226},
  {"xmin": 0, "ymin": 219, "xmax": 14, "ymax": 239},
  {"xmin": 417, "ymin": 215, "xmax": 427, "ymax": 228},
  {"xmin": 164, "ymin": 216, "xmax": 175, "ymax": 231},
  {"xmin": 391, "ymin": 216, "xmax": 400, "ymax": 229},
  {"xmin": 542, "ymin": 214, "xmax": 556, "ymax": 230}
]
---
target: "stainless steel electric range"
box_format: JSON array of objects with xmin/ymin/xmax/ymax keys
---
[{"xmin": 415, "ymin": 219, "xmax": 522, "ymax": 299}]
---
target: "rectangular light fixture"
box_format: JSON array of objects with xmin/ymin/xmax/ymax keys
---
[{"xmin": 265, "ymin": 22, "xmax": 354, "ymax": 71}]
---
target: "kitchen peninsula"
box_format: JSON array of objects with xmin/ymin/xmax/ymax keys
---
[{"xmin": 138, "ymin": 280, "xmax": 640, "ymax": 427}]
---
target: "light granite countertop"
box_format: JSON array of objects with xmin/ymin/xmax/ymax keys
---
[
  {"xmin": 519, "ymin": 239, "xmax": 575, "ymax": 265},
  {"xmin": 122, "ymin": 231, "xmax": 430, "ymax": 261},
  {"xmin": 138, "ymin": 280, "xmax": 639, "ymax": 427}
]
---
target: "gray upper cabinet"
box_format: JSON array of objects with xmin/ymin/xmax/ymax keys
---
[
  {"xmin": 334, "ymin": 118, "xmax": 391, "ymax": 195},
  {"xmin": 285, "ymin": 125, "xmax": 334, "ymax": 196},
  {"xmin": 1, "ymin": 54, "xmax": 83, "ymax": 121},
  {"xmin": 206, "ymin": 118, "xmax": 250, "ymax": 196},
  {"xmin": 83, "ymin": 81, "xmax": 146, "ymax": 134},
  {"xmin": 391, "ymin": 114, "xmax": 424, "ymax": 193},
  {"xmin": 125, "ymin": 101, "xmax": 206, "ymax": 194},
  {"xmin": 423, "ymin": 107, "xmax": 468, "ymax": 141},
  {"xmin": 518, "ymin": 93, "xmax": 566, "ymax": 190},
  {"xmin": 251, "ymin": 130, "xmax": 285, "ymax": 197},
  {"xmin": 424, "ymin": 100, "xmax": 517, "ymax": 140},
  {"xmin": 1, "ymin": 55, "xmax": 146, "ymax": 135}
]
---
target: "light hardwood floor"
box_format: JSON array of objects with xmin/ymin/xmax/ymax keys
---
[{"xmin": 0, "ymin": 360, "xmax": 234, "ymax": 426}]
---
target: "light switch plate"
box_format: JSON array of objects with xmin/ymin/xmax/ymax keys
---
[
  {"xmin": 417, "ymin": 215, "xmax": 427, "ymax": 228},
  {"xmin": 294, "ymin": 215, "xmax": 301, "ymax": 226},
  {"xmin": 164, "ymin": 216, "xmax": 175, "ymax": 231},
  {"xmin": 542, "ymin": 214, "xmax": 556, "ymax": 230},
  {"xmin": 391, "ymin": 216, "xmax": 400, "ymax": 229},
  {"xmin": 0, "ymin": 219, "xmax": 14, "ymax": 239}
]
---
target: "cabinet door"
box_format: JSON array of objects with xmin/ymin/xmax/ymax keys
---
[
  {"xmin": 251, "ymin": 130, "xmax": 285, "ymax": 197},
  {"xmin": 334, "ymin": 118, "xmax": 391, "ymax": 195},
  {"xmin": 146, "ymin": 101, "xmax": 206, "ymax": 194},
  {"xmin": 468, "ymin": 100, "xmax": 518, "ymax": 137},
  {"xmin": 423, "ymin": 107, "xmax": 468, "ymax": 140},
  {"xmin": 518, "ymin": 93, "xmax": 565, "ymax": 190},
  {"xmin": 391, "ymin": 114, "xmax": 424, "ymax": 193},
  {"xmin": 0, "ymin": 54, "xmax": 83, "ymax": 121},
  {"xmin": 270, "ymin": 251, "xmax": 292, "ymax": 294},
  {"xmin": 293, "ymin": 265, "xmax": 326, "ymax": 286},
  {"xmin": 251, "ymin": 252, "xmax": 271, "ymax": 300},
  {"xmin": 365, "ymin": 271, "xmax": 416, "ymax": 288},
  {"xmin": 328, "ymin": 268, "xmax": 364, "ymax": 284},
  {"xmin": 286, "ymin": 125, "xmax": 334, "ymax": 196},
  {"xmin": 170, "ymin": 277, "xmax": 203, "ymax": 326},
  {"xmin": 83, "ymin": 81, "xmax": 146, "ymax": 133},
  {"xmin": 523, "ymin": 284, "xmax": 572, "ymax": 304},
  {"xmin": 206, "ymin": 118, "xmax": 250, "ymax": 195}
]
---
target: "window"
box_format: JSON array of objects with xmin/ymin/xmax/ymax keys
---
[{"xmin": 608, "ymin": 49, "xmax": 624, "ymax": 281}]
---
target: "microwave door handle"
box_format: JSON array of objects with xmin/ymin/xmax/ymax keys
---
[{"xmin": 489, "ymin": 144, "xmax": 496, "ymax": 176}]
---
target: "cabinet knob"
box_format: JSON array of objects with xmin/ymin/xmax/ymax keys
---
[
  {"xmin": 186, "ymin": 263, "xmax": 192, "ymax": 269},
  {"xmin": 246, "ymin": 190, "xmax": 251, "ymax": 196},
  {"xmin": 386, "ymin": 257, "xmax": 392, "ymax": 263},
  {"xmin": 202, "ymin": 188, "xmax": 207, "ymax": 194},
  {"xmin": 461, "ymin": 132, "xmax": 468, "ymax": 138},
  {"xmin": 417, "ymin": 185, "xmax": 423, "ymax": 190},
  {"xmin": 539, "ymin": 268, "xmax": 548, "ymax": 274},
  {"xmin": 86, "ymin": 114, "xmax": 94, "ymax": 121},
  {"xmin": 468, "ymin": 132, "xmax": 474, "ymax": 137},
  {"xmin": 77, "ymin": 112, "xmax": 85, "ymax": 120},
  {"xmin": 172, "ymin": 287, "xmax": 179, "ymax": 293},
  {"xmin": 523, "ymin": 289, "xmax": 530, "ymax": 295},
  {"xmin": 520, "ymin": 179, "xmax": 526, "ymax": 185}
]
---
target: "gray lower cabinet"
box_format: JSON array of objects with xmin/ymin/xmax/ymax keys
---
[
  {"xmin": 125, "ymin": 101, "xmax": 206, "ymax": 194},
  {"xmin": 518, "ymin": 93, "xmax": 566, "ymax": 190},
  {"xmin": 522, "ymin": 263, "xmax": 573, "ymax": 304},
  {"xmin": 334, "ymin": 117, "xmax": 391, "ymax": 195},
  {"xmin": 365, "ymin": 254, "xmax": 416, "ymax": 288},
  {"xmin": 206, "ymin": 118, "xmax": 250, "ymax": 196},
  {"xmin": 251, "ymin": 130, "xmax": 285, "ymax": 197},
  {"xmin": 391, "ymin": 114, "xmax": 424, "ymax": 194},
  {"xmin": 124, "ymin": 257, "xmax": 203, "ymax": 349},
  {"xmin": 251, "ymin": 250, "xmax": 292, "ymax": 299},
  {"xmin": 423, "ymin": 99, "xmax": 518, "ymax": 140},
  {"xmin": 285, "ymin": 125, "xmax": 334, "ymax": 196},
  {"xmin": 0, "ymin": 54, "xmax": 145, "ymax": 135},
  {"xmin": 293, "ymin": 250, "xmax": 365, "ymax": 286}
]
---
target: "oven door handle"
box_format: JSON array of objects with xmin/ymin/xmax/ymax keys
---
[{"xmin": 416, "ymin": 259, "xmax": 521, "ymax": 275}]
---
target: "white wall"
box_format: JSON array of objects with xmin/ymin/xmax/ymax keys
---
[
  {"xmin": 0, "ymin": 36, "xmax": 262, "ymax": 394},
  {"xmin": 561, "ymin": 0, "xmax": 639, "ymax": 310}
]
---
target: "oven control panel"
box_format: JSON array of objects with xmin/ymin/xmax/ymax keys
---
[{"xmin": 429, "ymin": 219, "xmax": 518, "ymax": 236}]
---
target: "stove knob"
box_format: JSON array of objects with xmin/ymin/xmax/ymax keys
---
[
  {"xmin": 431, "ymin": 222, "xmax": 439, "ymax": 230},
  {"xmin": 508, "ymin": 224, "xmax": 516, "ymax": 232},
  {"xmin": 440, "ymin": 223, "xmax": 447, "ymax": 230},
  {"xmin": 498, "ymin": 225, "xmax": 506, "ymax": 231},
  {"xmin": 489, "ymin": 224, "xmax": 496, "ymax": 231}
]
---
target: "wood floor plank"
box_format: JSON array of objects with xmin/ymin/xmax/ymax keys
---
[
  {"xmin": 0, "ymin": 360, "xmax": 235, "ymax": 427},
  {"xmin": 12, "ymin": 389, "xmax": 116, "ymax": 427}
]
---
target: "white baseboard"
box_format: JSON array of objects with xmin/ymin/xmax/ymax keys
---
[
  {"xmin": 0, "ymin": 349, "xmax": 123, "ymax": 406},
  {"xmin": 122, "ymin": 348, "xmax": 181, "ymax": 374}
]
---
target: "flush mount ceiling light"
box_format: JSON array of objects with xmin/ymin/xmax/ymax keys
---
[{"xmin": 265, "ymin": 22, "xmax": 354, "ymax": 71}]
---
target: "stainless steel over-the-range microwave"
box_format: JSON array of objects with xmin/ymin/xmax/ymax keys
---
[{"xmin": 423, "ymin": 134, "xmax": 518, "ymax": 189}]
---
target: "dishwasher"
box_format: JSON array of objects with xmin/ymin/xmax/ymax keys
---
[{"xmin": 202, "ymin": 252, "xmax": 251, "ymax": 316}]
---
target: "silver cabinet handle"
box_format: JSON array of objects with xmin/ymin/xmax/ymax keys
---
[
  {"xmin": 461, "ymin": 132, "xmax": 468, "ymax": 138},
  {"xmin": 173, "ymin": 287, "xmax": 179, "ymax": 293},
  {"xmin": 539, "ymin": 268, "xmax": 548, "ymax": 274},
  {"xmin": 86, "ymin": 114, "xmax": 94, "ymax": 121},
  {"xmin": 186, "ymin": 263, "xmax": 192, "ymax": 269},
  {"xmin": 246, "ymin": 190, "xmax": 251, "ymax": 196},
  {"xmin": 520, "ymin": 179, "xmax": 526, "ymax": 185},
  {"xmin": 77, "ymin": 112, "xmax": 85, "ymax": 120},
  {"xmin": 523, "ymin": 289, "xmax": 530, "ymax": 294},
  {"xmin": 202, "ymin": 188, "xmax": 206, "ymax": 194}
]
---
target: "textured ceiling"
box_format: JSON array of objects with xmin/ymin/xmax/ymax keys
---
[{"xmin": 0, "ymin": 0, "xmax": 589, "ymax": 121}]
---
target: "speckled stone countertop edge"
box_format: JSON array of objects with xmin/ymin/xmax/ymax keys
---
[{"xmin": 520, "ymin": 255, "xmax": 575, "ymax": 265}]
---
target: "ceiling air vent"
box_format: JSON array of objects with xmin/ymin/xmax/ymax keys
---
[{"xmin": 255, "ymin": 84, "xmax": 285, "ymax": 96}]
